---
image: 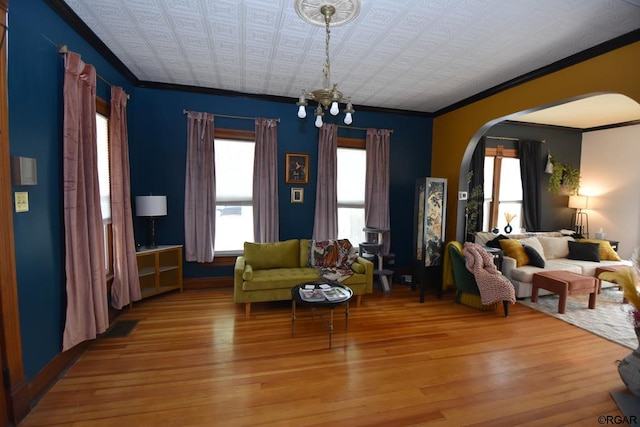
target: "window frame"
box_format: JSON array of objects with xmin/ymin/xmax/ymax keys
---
[
  {"xmin": 202, "ymin": 128, "xmax": 256, "ymax": 266},
  {"xmin": 96, "ymin": 97, "xmax": 113, "ymax": 279},
  {"xmin": 485, "ymin": 145, "xmax": 520, "ymax": 230},
  {"xmin": 337, "ymin": 136, "xmax": 366, "ymax": 243}
]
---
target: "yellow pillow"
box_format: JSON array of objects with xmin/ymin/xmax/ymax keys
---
[
  {"xmin": 578, "ymin": 239, "xmax": 621, "ymax": 261},
  {"xmin": 243, "ymin": 239, "xmax": 299, "ymax": 269},
  {"xmin": 499, "ymin": 239, "xmax": 529, "ymax": 267}
]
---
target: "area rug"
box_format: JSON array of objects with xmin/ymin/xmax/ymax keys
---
[{"xmin": 519, "ymin": 287, "xmax": 638, "ymax": 349}]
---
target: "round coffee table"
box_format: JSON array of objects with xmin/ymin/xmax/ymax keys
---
[{"xmin": 291, "ymin": 281, "xmax": 353, "ymax": 349}]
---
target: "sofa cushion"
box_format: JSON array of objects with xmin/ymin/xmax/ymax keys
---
[
  {"xmin": 351, "ymin": 262, "xmax": 365, "ymax": 274},
  {"xmin": 523, "ymin": 244, "xmax": 545, "ymax": 268},
  {"xmin": 500, "ymin": 239, "xmax": 529, "ymax": 267},
  {"xmin": 537, "ymin": 236, "xmax": 574, "ymax": 259},
  {"xmin": 509, "ymin": 260, "xmax": 582, "ymax": 283},
  {"xmin": 518, "ymin": 237, "xmax": 547, "ymax": 261},
  {"xmin": 577, "ymin": 239, "xmax": 622, "ymax": 261},
  {"xmin": 486, "ymin": 234, "xmax": 509, "ymax": 249},
  {"xmin": 567, "ymin": 241, "xmax": 600, "ymax": 262},
  {"xmin": 242, "ymin": 264, "xmax": 253, "ymax": 281},
  {"xmin": 244, "ymin": 239, "xmax": 299, "ymax": 270}
]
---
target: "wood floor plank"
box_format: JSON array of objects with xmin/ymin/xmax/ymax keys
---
[{"xmin": 19, "ymin": 286, "xmax": 632, "ymax": 426}]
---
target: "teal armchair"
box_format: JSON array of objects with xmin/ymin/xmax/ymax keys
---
[{"xmin": 448, "ymin": 244, "xmax": 509, "ymax": 317}]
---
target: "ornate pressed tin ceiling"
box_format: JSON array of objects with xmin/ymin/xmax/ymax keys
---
[{"xmin": 61, "ymin": 0, "xmax": 640, "ymax": 115}]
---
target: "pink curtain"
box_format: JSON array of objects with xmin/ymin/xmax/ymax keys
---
[
  {"xmin": 313, "ymin": 124, "xmax": 338, "ymax": 240},
  {"xmin": 184, "ymin": 112, "xmax": 216, "ymax": 262},
  {"xmin": 365, "ymin": 129, "xmax": 391, "ymax": 254},
  {"xmin": 62, "ymin": 52, "xmax": 108, "ymax": 351},
  {"xmin": 253, "ymin": 118, "xmax": 279, "ymax": 242},
  {"xmin": 109, "ymin": 86, "xmax": 141, "ymax": 309}
]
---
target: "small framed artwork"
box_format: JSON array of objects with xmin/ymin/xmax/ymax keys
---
[
  {"xmin": 285, "ymin": 152, "xmax": 309, "ymax": 184},
  {"xmin": 291, "ymin": 187, "xmax": 304, "ymax": 203}
]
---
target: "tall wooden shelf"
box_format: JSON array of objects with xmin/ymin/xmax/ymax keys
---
[{"xmin": 136, "ymin": 245, "xmax": 183, "ymax": 300}]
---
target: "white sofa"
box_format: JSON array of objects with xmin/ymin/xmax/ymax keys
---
[{"xmin": 475, "ymin": 231, "xmax": 631, "ymax": 298}]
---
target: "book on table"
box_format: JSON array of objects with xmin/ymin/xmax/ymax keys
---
[{"xmin": 299, "ymin": 286, "xmax": 349, "ymax": 302}]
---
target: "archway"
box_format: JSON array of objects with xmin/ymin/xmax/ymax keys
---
[{"xmin": 455, "ymin": 92, "xmax": 640, "ymax": 243}]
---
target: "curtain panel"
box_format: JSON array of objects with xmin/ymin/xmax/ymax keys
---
[
  {"xmin": 364, "ymin": 129, "xmax": 391, "ymax": 254},
  {"xmin": 253, "ymin": 118, "xmax": 279, "ymax": 243},
  {"xmin": 109, "ymin": 86, "xmax": 141, "ymax": 309},
  {"xmin": 468, "ymin": 136, "xmax": 486, "ymax": 237},
  {"xmin": 62, "ymin": 51, "xmax": 109, "ymax": 351},
  {"xmin": 184, "ymin": 112, "xmax": 216, "ymax": 262},
  {"xmin": 519, "ymin": 139, "xmax": 542, "ymax": 231},
  {"xmin": 312, "ymin": 124, "xmax": 338, "ymax": 240}
]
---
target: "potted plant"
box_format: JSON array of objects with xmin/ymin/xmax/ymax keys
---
[{"xmin": 548, "ymin": 159, "xmax": 581, "ymax": 195}]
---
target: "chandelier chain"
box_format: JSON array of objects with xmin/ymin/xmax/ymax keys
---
[{"xmin": 324, "ymin": 14, "xmax": 331, "ymax": 89}]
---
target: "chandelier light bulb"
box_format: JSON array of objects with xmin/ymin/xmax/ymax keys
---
[
  {"xmin": 344, "ymin": 112, "xmax": 352, "ymax": 125},
  {"xmin": 330, "ymin": 101, "xmax": 339, "ymax": 116},
  {"xmin": 315, "ymin": 115, "xmax": 323, "ymax": 128},
  {"xmin": 297, "ymin": 105, "xmax": 307, "ymax": 119}
]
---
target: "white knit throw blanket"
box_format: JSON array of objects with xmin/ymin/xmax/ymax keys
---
[{"xmin": 462, "ymin": 242, "xmax": 516, "ymax": 305}]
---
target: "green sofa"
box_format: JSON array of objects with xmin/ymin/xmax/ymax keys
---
[{"xmin": 234, "ymin": 239, "xmax": 373, "ymax": 317}]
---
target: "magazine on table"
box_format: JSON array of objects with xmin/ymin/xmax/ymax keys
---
[
  {"xmin": 299, "ymin": 286, "xmax": 350, "ymax": 302},
  {"xmin": 320, "ymin": 286, "xmax": 350, "ymax": 301},
  {"xmin": 299, "ymin": 288, "xmax": 326, "ymax": 302}
]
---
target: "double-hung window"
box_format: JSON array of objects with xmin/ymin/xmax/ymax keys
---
[
  {"xmin": 213, "ymin": 131, "xmax": 255, "ymax": 254},
  {"xmin": 483, "ymin": 146, "xmax": 523, "ymax": 231},
  {"xmin": 337, "ymin": 138, "xmax": 366, "ymax": 245},
  {"xmin": 96, "ymin": 98, "xmax": 113, "ymax": 276}
]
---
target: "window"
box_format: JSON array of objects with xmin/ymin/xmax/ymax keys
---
[
  {"xmin": 337, "ymin": 139, "xmax": 366, "ymax": 246},
  {"xmin": 96, "ymin": 98, "xmax": 112, "ymax": 275},
  {"xmin": 483, "ymin": 146, "xmax": 523, "ymax": 232},
  {"xmin": 214, "ymin": 135, "xmax": 255, "ymax": 253}
]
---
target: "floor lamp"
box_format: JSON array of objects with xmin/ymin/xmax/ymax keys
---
[
  {"xmin": 568, "ymin": 195, "xmax": 589, "ymax": 237},
  {"xmin": 135, "ymin": 195, "xmax": 167, "ymax": 248}
]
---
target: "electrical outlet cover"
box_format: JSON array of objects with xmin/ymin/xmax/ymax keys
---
[{"xmin": 458, "ymin": 191, "xmax": 468, "ymax": 200}]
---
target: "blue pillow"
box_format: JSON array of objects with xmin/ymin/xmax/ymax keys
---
[{"xmin": 523, "ymin": 244, "xmax": 545, "ymax": 268}]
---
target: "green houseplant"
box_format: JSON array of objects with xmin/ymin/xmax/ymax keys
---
[{"xmin": 548, "ymin": 159, "xmax": 581, "ymax": 195}]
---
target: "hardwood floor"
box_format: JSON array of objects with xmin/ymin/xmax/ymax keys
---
[{"xmin": 20, "ymin": 285, "xmax": 630, "ymax": 426}]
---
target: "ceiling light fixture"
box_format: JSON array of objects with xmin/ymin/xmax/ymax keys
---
[{"xmin": 294, "ymin": 0, "xmax": 361, "ymax": 128}]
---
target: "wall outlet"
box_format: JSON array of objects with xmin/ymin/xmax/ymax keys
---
[{"xmin": 458, "ymin": 191, "xmax": 468, "ymax": 200}]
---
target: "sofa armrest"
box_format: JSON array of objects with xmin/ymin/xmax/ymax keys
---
[
  {"xmin": 233, "ymin": 256, "xmax": 246, "ymax": 301},
  {"xmin": 354, "ymin": 256, "xmax": 374, "ymax": 293},
  {"xmin": 501, "ymin": 255, "xmax": 516, "ymax": 279}
]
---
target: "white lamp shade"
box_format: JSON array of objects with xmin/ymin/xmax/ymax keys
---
[
  {"xmin": 568, "ymin": 195, "xmax": 588, "ymax": 210},
  {"xmin": 136, "ymin": 195, "xmax": 167, "ymax": 217}
]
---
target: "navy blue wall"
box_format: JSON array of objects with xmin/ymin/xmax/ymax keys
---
[
  {"xmin": 131, "ymin": 88, "xmax": 433, "ymax": 278},
  {"xmin": 8, "ymin": 0, "xmax": 135, "ymax": 379},
  {"xmin": 8, "ymin": 0, "xmax": 433, "ymax": 379}
]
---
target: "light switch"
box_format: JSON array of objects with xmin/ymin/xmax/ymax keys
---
[{"xmin": 15, "ymin": 192, "xmax": 29, "ymax": 212}]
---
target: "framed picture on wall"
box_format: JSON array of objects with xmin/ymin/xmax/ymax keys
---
[
  {"xmin": 285, "ymin": 152, "xmax": 309, "ymax": 184},
  {"xmin": 291, "ymin": 188, "xmax": 304, "ymax": 203}
]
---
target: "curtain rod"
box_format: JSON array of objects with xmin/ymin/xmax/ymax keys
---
[
  {"xmin": 486, "ymin": 135, "xmax": 546, "ymax": 143},
  {"xmin": 336, "ymin": 124, "xmax": 394, "ymax": 133},
  {"xmin": 182, "ymin": 109, "xmax": 280, "ymax": 123},
  {"xmin": 57, "ymin": 44, "xmax": 130, "ymax": 99}
]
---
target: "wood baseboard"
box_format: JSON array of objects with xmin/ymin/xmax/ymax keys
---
[
  {"xmin": 184, "ymin": 276, "xmax": 233, "ymax": 290},
  {"xmin": 15, "ymin": 341, "xmax": 89, "ymax": 424}
]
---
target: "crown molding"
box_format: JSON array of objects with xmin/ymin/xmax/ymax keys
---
[{"xmin": 434, "ymin": 29, "xmax": 640, "ymax": 117}]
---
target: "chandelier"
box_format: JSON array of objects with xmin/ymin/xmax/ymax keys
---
[{"xmin": 294, "ymin": 0, "xmax": 361, "ymax": 128}]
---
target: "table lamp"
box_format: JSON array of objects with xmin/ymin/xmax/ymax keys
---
[
  {"xmin": 568, "ymin": 195, "xmax": 588, "ymax": 237},
  {"xmin": 135, "ymin": 195, "xmax": 167, "ymax": 248}
]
